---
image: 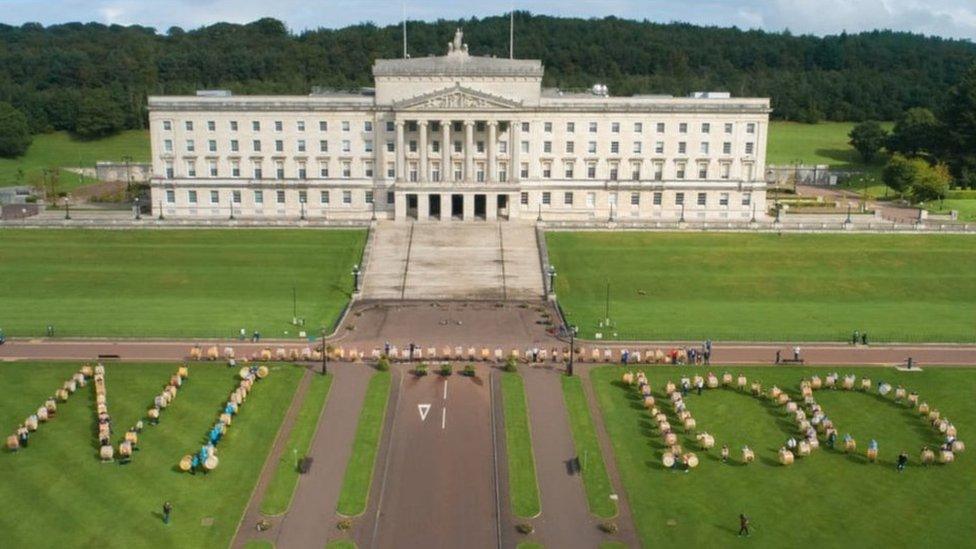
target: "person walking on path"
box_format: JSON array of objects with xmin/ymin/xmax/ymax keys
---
[
  {"xmin": 162, "ymin": 501, "xmax": 173, "ymax": 525},
  {"xmin": 793, "ymin": 346, "xmax": 801, "ymax": 361},
  {"xmin": 853, "ymin": 330, "xmax": 859, "ymax": 345},
  {"xmin": 738, "ymin": 513, "xmax": 750, "ymax": 537}
]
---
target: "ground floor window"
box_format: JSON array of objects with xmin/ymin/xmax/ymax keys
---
[
  {"xmin": 254, "ymin": 190, "xmax": 263, "ymax": 204},
  {"xmin": 277, "ymin": 190, "xmax": 286, "ymax": 204},
  {"xmin": 321, "ymin": 190, "xmax": 330, "ymax": 204},
  {"xmin": 564, "ymin": 192, "xmax": 573, "ymax": 206},
  {"xmin": 542, "ymin": 192, "xmax": 551, "ymax": 205},
  {"xmin": 631, "ymin": 192, "xmax": 640, "ymax": 205},
  {"xmin": 365, "ymin": 191, "xmax": 374, "ymax": 204},
  {"xmin": 342, "ymin": 190, "xmax": 352, "ymax": 205},
  {"xmin": 653, "ymin": 192, "xmax": 662, "ymax": 205},
  {"xmin": 697, "ymin": 192, "xmax": 707, "ymax": 206},
  {"xmin": 520, "ymin": 192, "xmax": 529, "ymax": 205},
  {"xmin": 165, "ymin": 190, "xmax": 175, "ymax": 204},
  {"xmin": 719, "ymin": 192, "xmax": 729, "ymax": 206},
  {"xmin": 675, "ymin": 192, "xmax": 684, "ymax": 206}
]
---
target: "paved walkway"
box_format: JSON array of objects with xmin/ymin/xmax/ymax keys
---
[
  {"xmin": 232, "ymin": 363, "xmax": 375, "ymax": 548},
  {"xmin": 520, "ymin": 366, "xmax": 613, "ymax": 548},
  {"xmin": 231, "ymin": 367, "xmax": 315, "ymax": 547}
]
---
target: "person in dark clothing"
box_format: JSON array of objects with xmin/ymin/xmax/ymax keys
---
[
  {"xmin": 775, "ymin": 350, "xmax": 781, "ymax": 364},
  {"xmin": 162, "ymin": 501, "xmax": 173, "ymax": 525},
  {"xmin": 738, "ymin": 514, "xmax": 750, "ymax": 536},
  {"xmin": 897, "ymin": 451, "xmax": 909, "ymax": 472},
  {"xmin": 862, "ymin": 332, "xmax": 868, "ymax": 345}
]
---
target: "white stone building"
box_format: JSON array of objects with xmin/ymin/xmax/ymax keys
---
[{"xmin": 148, "ymin": 30, "xmax": 770, "ymax": 222}]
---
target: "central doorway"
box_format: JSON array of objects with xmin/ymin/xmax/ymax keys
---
[
  {"xmin": 406, "ymin": 194, "xmax": 418, "ymax": 220},
  {"xmin": 496, "ymin": 194, "xmax": 509, "ymax": 220},
  {"xmin": 451, "ymin": 194, "xmax": 464, "ymax": 220},
  {"xmin": 428, "ymin": 194, "xmax": 441, "ymax": 220},
  {"xmin": 474, "ymin": 194, "xmax": 486, "ymax": 220}
]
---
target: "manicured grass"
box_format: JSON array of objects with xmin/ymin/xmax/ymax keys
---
[
  {"xmin": 0, "ymin": 130, "xmax": 150, "ymax": 191},
  {"xmin": 547, "ymin": 232, "xmax": 976, "ymax": 343},
  {"xmin": 561, "ymin": 375, "xmax": 616, "ymax": 518},
  {"xmin": 259, "ymin": 373, "xmax": 332, "ymax": 516},
  {"xmin": 0, "ymin": 361, "xmax": 304, "ymax": 547},
  {"xmin": 925, "ymin": 199, "xmax": 976, "ymax": 222},
  {"xmin": 325, "ymin": 540, "xmax": 356, "ymax": 549},
  {"xmin": 336, "ymin": 370, "xmax": 391, "ymax": 517},
  {"xmin": 0, "ymin": 228, "xmax": 366, "ymax": 338},
  {"xmin": 500, "ymin": 371, "xmax": 541, "ymax": 518},
  {"xmin": 516, "ymin": 543, "xmax": 543, "ymax": 549},
  {"xmin": 592, "ymin": 365, "xmax": 976, "ymax": 548},
  {"xmin": 768, "ymin": 121, "xmax": 895, "ymax": 197}
]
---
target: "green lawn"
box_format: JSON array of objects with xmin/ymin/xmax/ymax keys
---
[
  {"xmin": 547, "ymin": 232, "xmax": 976, "ymax": 343},
  {"xmin": 0, "ymin": 228, "xmax": 366, "ymax": 338},
  {"xmin": 768, "ymin": 121, "xmax": 894, "ymax": 197},
  {"xmin": 336, "ymin": 370, "xmax": 391, "ymax": 517},
  {"xmin": 260, "ymin": 373, "xmax": 332, "ymax": 516},
  {"xmin": 592, "ymin": 365, "xmax": 976, "ymax": 548},
  {"xmin": 925, "ymin": 199, "xmax": 976, "ymax": 222},
  {"xmin": 325, "ymin": 540, "xmax": 356, "ymax": 549},
  {"xmin": 561, "ymin": 375, "xmax": 616, "ymax": 518},
  {"xmin": 500, "ymin": 371, "xmax": 541, "ymax": 518},
  {"xmin": 0, "ymin": 130, "xmax": 150, "ymax": 191},
  {"xmin": 0, "ymin": 361, "xmax": 304, "ymax": 548}
]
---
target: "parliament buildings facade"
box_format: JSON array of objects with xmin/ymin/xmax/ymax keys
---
[{"xmin": 149, "ymin": 30, "xmax": 770, "ymax": 222}]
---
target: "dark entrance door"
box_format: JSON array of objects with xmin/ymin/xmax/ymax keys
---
[
  {"xmin": 428, "ymin": 194, "xmax": 441, "ymax": 220},
  {"xmin": 451, "ymin": 194, "xmax": 463, "ymax": 220},
  {"xmin": 474, "ymin": 194, "xmax": 486, "ymax": 220},
  {"xmin": 496, "ymin": 194, "xmax": 509, "ymax": 220},
  {"xmin": 406, "ymin": 194, "xmax": 418, "ymax": 219}
]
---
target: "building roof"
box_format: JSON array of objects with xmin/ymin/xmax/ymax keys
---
[{"xmin": 373, "ymin": 28, "xmax": 543, "ymax": 78}]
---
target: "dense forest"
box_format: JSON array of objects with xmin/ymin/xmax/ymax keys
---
[{"xmin": 1, "ymin": 13, "xmax": 975, "ymax": 136}]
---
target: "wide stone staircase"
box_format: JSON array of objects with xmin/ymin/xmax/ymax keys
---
[{"xmin": 360, "ymin": 221, "xmax": 545, "ymax": 300}]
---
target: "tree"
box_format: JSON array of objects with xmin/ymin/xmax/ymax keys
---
[
  {"xmin": 848, "ymin": 121, "xmax": 888, "ymax": 163},
  {"xmin": 912, "ymin": 162, "xmax": 952, "ymax": 202},
  {"xmin": 0, "ymin": 102, "xmax": 33, "ymax": 158},
  {"xmin": 74, "ymin": 89, "xmax": 125, "ymax": 139},
  {"xmin": 942, "ymin": 64, "xmax": 976, "ymax": 188},
  {"xmin": 887, "ymin": 107, "xmax": 941, "ymax": 157},
  {"xmin": 882, "ymin": 154, "xmax": 919, "ymax": 196}
]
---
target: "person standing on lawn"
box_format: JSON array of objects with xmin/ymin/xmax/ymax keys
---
[
  {"xmin": 738, "ymin": 513, "xmax": 750, "ymax": 536},
  {"xmin": 162, "ymin": 501, "xmax": 173, "ymax": 525}
]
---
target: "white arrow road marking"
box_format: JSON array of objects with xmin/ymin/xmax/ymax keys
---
[
  {"xmin": 441, "ymin": 407, "xmax": 446, "ymax": 430},
  {"xmin": 418, "ymin": 403, "xmax": 431, "ymax": 421}
]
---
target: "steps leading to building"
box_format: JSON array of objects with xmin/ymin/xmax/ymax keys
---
[{"xmin": 360, "ymin": 221, "xmax": 544, "ymax": 300}]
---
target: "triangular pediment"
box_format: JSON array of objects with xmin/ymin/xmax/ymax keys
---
[{"xmin": 395, "ymin": 84, "xmax": 522, "ymax": 111}]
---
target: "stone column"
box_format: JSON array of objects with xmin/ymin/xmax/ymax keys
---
[
  {"xmin": 464, "ymin": 120, "xmax": 475, "ymax": 182},
  {"xmin": 487, "ymin": 120, "xmax": 497, "ymax": 183},
  {"xmin": 441, "ymin": 121, "xmax": 451, "ymax": 182},
  {"xmin": 486, "ymin": 193, "xmax": 498, "ymax": 220},
  {"xmin": 511, "ymin": 120, "xmax": 521, "ymax": 182},
  {"xmin": 417, "ymin": 191, "xmax": 429, "ymax": 221},
  {"xmin": 418, "ymin": 120, "xmax": 428, "ymax": 183},
  {"xmin": 395, "ymin": 121, "xmax": 406, "ymax": 182}
]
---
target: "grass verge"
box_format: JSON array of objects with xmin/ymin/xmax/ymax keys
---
[
  {"xmin": 259, "ymin": 373, "xmax": 333, "ymax": 515},
  {"xmin": 500, "ymin": 371, "xmax": 541, "ymax": 518},
  {"xmin": 336, "ymin": 370, "xmax": 391, "ymax": 516},
  {"xmin": 561, "ymin": 375, "xmax": 617, "ymax": 518}
]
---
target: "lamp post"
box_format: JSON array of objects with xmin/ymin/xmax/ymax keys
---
[
  {"xmin": 567, "ymin": 324, "xmax": 578, "ymax": 377},
  {"xmin": 679, "ymin": 202, "xmax": 685, "ymax": 223},
  {"xmin": 547, "ymin": 265, "xmax": 557, "ymax": 295},
  {"xmin": 537, "ymin": 203, "xmax": 542, "ymax": 222},
  {"xmin": 134, "ymin": 197, "xmax": 141, "ymax": 220},
  {"xmin": 608, "ymin": 201, "xmax": 615, "ymax": 222},
  {"xmin": 775, "ymin": 199, "xmax": 781, "ymax": 223},
  {"xmin": 846, "ymin": 204, "xmax": 852, "ymax": 225},
  {"xmin": 64, "ymin": 194, "xmax": 71, "ymax": 220},
  {"xmin": 158, "ymin": 200, "xmax": 164, "ymax": 221},
  {"xmin": 351, "ymin": 264, "xmax": 361, "ymax": 293},
  {"xmin": 229, "ymin": 199, "xmax": 235, "ymax": 220}
]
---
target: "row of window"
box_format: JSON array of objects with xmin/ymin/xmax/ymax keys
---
[
  {"xmin": 163, "ymin": 119, "xmax": 759, "ymax": 136},
  {"xmin": 525, "ymin": 191, "xmax": 752, "ymax": 207},
  {"xmin": 164, "ymin": 157, "xmax": 754, "ymax": 182},
  {"xmin": 166, "ymin": 188, "xmax": 378, "ymax": 206}
]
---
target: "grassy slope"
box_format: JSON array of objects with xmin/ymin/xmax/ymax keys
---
[
  {"xmin": 767, "ymin": 121, "xmax": 894, "ymax": 197},
  {"xmin": 260, "ymin": 373, "xmax": 332, "ymax": 516},
  {"xmin": 0, "ymin": 130, "xmax": 150, "ymax": 191},
  {"xmin": 0, "ymin": 228, "xmax": 366, "ymax": 338},
  {"xmin": 561, "ymin": 375, "xmax": 617, "ymax": 518},
  {"xmin": 925, "ymin": 199, "xmax": 976, "ymax": 221},
  {"xmin": 592, "ymin": 365, "xmax": 976, "ymax": 548},
  {"xmin": 0, "ymin": 361, "xmax": 303, "ymax": 548},
  {"xmin": 336, "ymin": 370, "xmax": 391, "ymax": 517},
  {"xmin": 547, "ymin": 232, "xmax": 976, "ymax": 343},
  {"xmin": 500, "ymin": 371, "xmax": 541, "ymax": 518}
]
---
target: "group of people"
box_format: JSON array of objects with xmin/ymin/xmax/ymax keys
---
[
  {"xmin": 7, "ymin": 365, "xmax": 93, "ymax": 452},
  {"xmin": 851, "ymin": 330, "xmax": 870, "ymax": 345},
  {"xmin": 180, "ymin": 364, "xmax": 268, "ymax": 474}
]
